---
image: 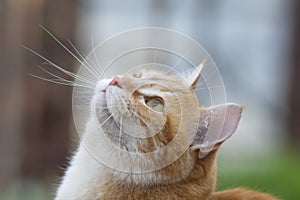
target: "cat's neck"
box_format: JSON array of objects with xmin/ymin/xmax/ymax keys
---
[
  {"xmin": 99, "ymin": 150, "xmax": 218, "ymax": 200},
  {"xmin": 56, "ymin": 119, "xmax": 218, "ymax": 200}
]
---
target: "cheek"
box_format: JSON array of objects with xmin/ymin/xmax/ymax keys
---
[
  {"xmin": 106, "ymin": 87, "xmax": 130, "ymax": 115},
  {"xmin": 93, "ymin": 93, "xmax": 107, "ymax": 114},
  {"xmin": 135, "ymin": 102, "xmax": 167, "ymax": 134}
]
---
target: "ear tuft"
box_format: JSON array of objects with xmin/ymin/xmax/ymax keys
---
[
  {"xmin": 185, "ymin": 56, "xmax": 207, "ymax": 90},
  {"xmin": 190, "ymin": 103, "xmax": 242, "ymax": 158}
]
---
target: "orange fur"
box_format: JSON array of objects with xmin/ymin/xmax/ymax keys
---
[
  {"xmin": 86, "ymin": 150, "xmax": 279, "ymax": 199},
  {"xmin": 211, "ymin": 188, "xmax": 279, "ymax": 200},
  {"xmin": 56, "ymin": 68, "xmax": 279, "ymax": 200}
]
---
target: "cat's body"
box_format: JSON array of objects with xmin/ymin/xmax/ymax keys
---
[
  {"xmin": 56, "ymin": 138, "xmax": 276, "ymax": 200},
  {"xmin": 55, "ymin": 65, "xmax": 278, "ymax": 200}
]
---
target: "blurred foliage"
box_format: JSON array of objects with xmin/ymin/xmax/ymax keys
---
[
  {"xmin": 0, "ymin": 182, "xmax": 50, "ymax": 200},
  {"xmin": 1, "ymin": 149, "xmax": 299, "ymax": 200},
  {"xmin": 217, "ymin": 149, "xmax": 300, "ymax": 200}
]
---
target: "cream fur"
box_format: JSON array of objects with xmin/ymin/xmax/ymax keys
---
[{"xmin": 55, "ymin": 69, "xmax": 278, "ymax": 200}]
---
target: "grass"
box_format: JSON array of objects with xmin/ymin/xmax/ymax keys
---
[
  {"xmin": 217, "ymin": 149, "xmax": 300, "ymax": 200},
  {"xmin": 0, "ymin": 182, "xmax": 51, "ymax": 200},
  {"xmin": 1, "ymin": 149, "xmax": 299, "ymax": 200}
]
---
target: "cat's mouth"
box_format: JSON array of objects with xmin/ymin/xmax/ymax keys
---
[
  {"xmin": 100, "ymin": 76, "xmax": 122, "ymax": 93},
  {"xmin": 94, "ymin": 78, "xmax": 117, "ymax": 122},
  {"xmin": 95, "ymin": 77, "xmax": 125, "ymax": 126}
]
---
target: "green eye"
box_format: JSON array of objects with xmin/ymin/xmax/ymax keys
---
[{"xmin": 145, "ymin": 97, "xmax": 164, "ymax": 112}]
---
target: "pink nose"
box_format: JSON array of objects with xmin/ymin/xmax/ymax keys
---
[{"xmin": 109, "ymin": 76, "xmax": 120, "ymax": 86}]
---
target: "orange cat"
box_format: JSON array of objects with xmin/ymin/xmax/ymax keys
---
[{"xmin": 55, "ymin": 64, "xmax": 279, "ymax": 200}]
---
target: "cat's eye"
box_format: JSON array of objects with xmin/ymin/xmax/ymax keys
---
[
  {"xmin": 133, "ymin": 72, "xmax": 142, "ymax": 78},
  {"xmin": 145, "ymin": 97, "xmax": 164, "ymax": 112}
]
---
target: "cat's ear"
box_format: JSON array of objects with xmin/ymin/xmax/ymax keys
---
[
  {"xmin": 185, "ymin": 57, "xmax": 207, "ymax": 90},
  {"xmin": 190, "ymin": 103, "xmax": 243, "ymax": 158}
]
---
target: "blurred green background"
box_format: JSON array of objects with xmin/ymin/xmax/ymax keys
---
[
  {"xmin": 0, "ymin": 0, "xmax": 300, "ymax": 199},
  {"xmin": 218, "ymin": 149, "xmax": 300, "ymax": 200}
]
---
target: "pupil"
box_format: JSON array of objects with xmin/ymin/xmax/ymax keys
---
[{"xmin": 152, "ymin": 103, "xmax": 158, "ymax": 108}]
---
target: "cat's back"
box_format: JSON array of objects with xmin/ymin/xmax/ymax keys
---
[
  {"xmin": 211, "ymin": 188, "xmax": 280, "ymax": 200},
  {"xmin": 95, "ymin": 181, "xmax": 212, "ymax": 200},
  {"xmin": 84, "ymin": 187, "xmax": 279, "ymax": 200}
]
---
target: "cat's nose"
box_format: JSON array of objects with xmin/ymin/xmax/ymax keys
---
[{"xmin": 109, "ymin": 76, "xmax": 121, "ymax": 87}]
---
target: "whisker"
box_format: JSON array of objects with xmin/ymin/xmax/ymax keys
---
[
  {"xmin": 67, "ymin": 39, "xmax": 103, "ymax": 78},
  {"xmin": 73, "ymin": 90, "xmax": 94, "ymax": 94},
  {"xmin": 73, "ymin": 98, "xmax": 94, "ymax": 103},
  {"xmin": 98, "ymin": 111, "xmax": 112, "ymax": 117},
  {"xmin": 94, "ymin": 106, "xmax": 110, "ymax": 109},
  {"xmin": 22, "ymin": 45, "xmax": 93, "ymax": 85},
  {"xmin": 28, "ymin": 74, "xmax": 95, "ymax": 89},
  {"xmin": 73, "ymin": 94, "xmax": 95, "ymax": 98},
  {"xmin": 99, "ymin": 114, "xmax": 113, "ymax": 127},
  {"xmin": 73, "ymin": 106, "xmax": 91, "ymax": 110},
  {"xmin": 90, "ymin": 36, "xmax": 105, "ymax": 77},
  {"xmin": 73, "ymin": 99, "xmax": 93, "ymax": 104},
  {"xmin": 67, "ymin": 39, "xmax": 88, "ymax": 62},
  {"xmin": 40, "ymin": 25, "xmax": 101, "ymax": 79},
  {"xmin": 38, "ymin": 65, "xmax": 94, "ymax": 87},
  {"xmin": 73, "ymin": 94, "xmax": 95, "ymax": 99}
]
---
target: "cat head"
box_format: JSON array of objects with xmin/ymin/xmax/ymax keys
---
[{"xmin": 90, "ymin": 63, "xmax": 242, "ymax": 182}]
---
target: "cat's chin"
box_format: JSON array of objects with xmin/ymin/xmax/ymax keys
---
[
  {"xmin": 95, "ymin": 78, "xmax": 113, "ymax": 91},
  {"xmin": 92, "ymin": 90, "xmax": 113, "ymax": 129}
]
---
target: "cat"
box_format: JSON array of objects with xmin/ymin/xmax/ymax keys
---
[{"xmin": 55, "ymin": 64, "xmax": 279, "ymax": 200}]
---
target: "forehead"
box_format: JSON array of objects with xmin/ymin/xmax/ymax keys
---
[
  {"xmin": 127, "ymin": 71, "xmax": 192, "ymax": 101},
  {"xmin": 125, "ymin": 68, "xmax": 188, "ymax": 87},
  {"xmin": 125, "ymin": 68, "xmax": 162, "ymax": 78}
]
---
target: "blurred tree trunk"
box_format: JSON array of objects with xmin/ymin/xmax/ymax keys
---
[
  {"xmin": 0, "ymin": 0, "xmax": 44, "ymax": 189},
  {"xmin": 0, "ymin": 0, "xmax": 79, "ymax": 189},
  {"xmin": 22, "ymin": 0, "xmax": 79, "ymax": 179},
  {"xmin": 289, "ymin": 0, "xmax": 300, "ymax": 148}
]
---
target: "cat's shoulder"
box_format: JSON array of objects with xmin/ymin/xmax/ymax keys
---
[{"xmin": 211, "ymin": 188, "xmax": 280, "ymax": 200}]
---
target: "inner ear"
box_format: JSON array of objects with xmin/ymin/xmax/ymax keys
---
[{"xmin": 190, "ymin": 103, "xmax": 243, "ymax": 158}]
